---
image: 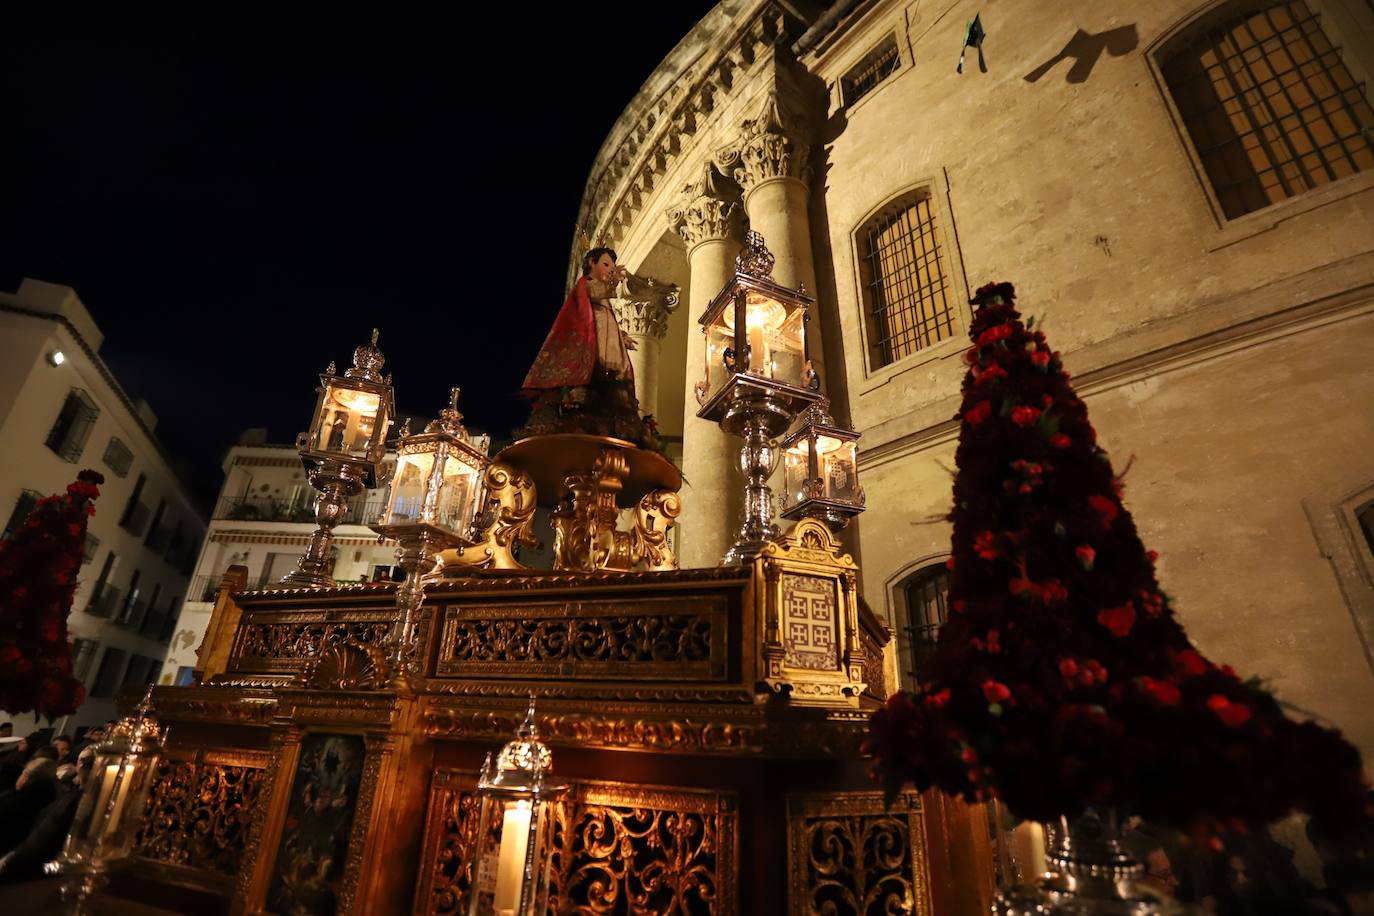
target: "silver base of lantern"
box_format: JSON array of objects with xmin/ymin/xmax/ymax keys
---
[
  {"xmin": 281, "ymin": 464, "xmax": 368, "ymax": 588},
  {"xmin": 994, "ymin": 811, "xmax": 1193, "ymax": 916}
]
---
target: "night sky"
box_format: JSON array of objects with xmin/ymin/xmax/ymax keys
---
[{"xmin": 0, "ymin": 6, "xmax": 716, "ymax": 508}]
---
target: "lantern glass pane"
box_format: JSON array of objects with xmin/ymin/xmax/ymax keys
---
[
  {"xmin": 704, "ymin": 323, "xmax": 735, "ymax": 401},
  {"xmin": 435, "ymin": 452, "xmax": 481, "ymax": 535},
  {"xmin": 782, "ymin": 442, "xmax": 808, "ymax": 510},
  {"xmin": 386, "ymin": 452, "xmax": 432, "ymax": 524},
  {"xmin": 822, "ymin": 440, "xmax": 860, "ymax": 502},
  {"xmin": 316, "ymin": 385, "xmax": 382, "ymax": 458},
  {"xmin": 65, "ymin": 753, "xmax": 159, "ymax": 865}
]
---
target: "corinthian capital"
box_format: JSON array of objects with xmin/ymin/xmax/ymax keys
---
[
  {"xmin": 612, "ymin": 273, "xmax": 680, "ymax": 340},
  {"xmin": 716, "ymin": 90, "xmax": 811, "ymax": 193},
  {"xmin": 666, "ymin": 162, "xmax": 743, "ymax": 249}
]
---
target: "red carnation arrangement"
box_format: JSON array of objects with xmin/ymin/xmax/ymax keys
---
[
  {"xmin": 0, "ymin": 470, "xmax": 102, "ymax": 718},
  {"xmin": 867, "ymin": 283, "xmax": 1369, "ymax": 842}
]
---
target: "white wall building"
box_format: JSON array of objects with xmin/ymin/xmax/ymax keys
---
[
  {"xmin": 0, "ymin": 278, "xmax": 206, "ymax": 734},
  {"xmin": 159, "ymin": 431, "xmax": 401, "ymax": 685}
]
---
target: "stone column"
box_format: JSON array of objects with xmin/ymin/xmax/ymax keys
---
[
  {"xmin": 611, "ymin": 279, "xmax": 680, "ymax": 419},
  {"xmin": 718, "ymin": 90, "xmax": 826, "ymax": 385},
  {"xmin": 668, "ymin": 162, "xmax": 744, "ymax": 567}
]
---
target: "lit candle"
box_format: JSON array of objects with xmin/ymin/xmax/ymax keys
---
[
  {"xmin": 1026, "ymin": 821, "xmax": 1048, "ymax": 877},
  {"xmin": 492, "ymin": 800, "xmax": 531, "ymax": 914},
  {"xmin": 93, "ymin": 763, "xmax": 133, "ymax": 838}
]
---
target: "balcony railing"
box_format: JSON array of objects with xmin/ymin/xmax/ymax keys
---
[
  {"xmin": 212, "ymin": 494, "xmax": 386, "ymax": 526},
  {"xmin": 188, "ymin": 573, "xmax": 225, "ymax": 603},
  {"xmin": 87, "ymin": 585, "xmax": 122, "ymax": 618}
]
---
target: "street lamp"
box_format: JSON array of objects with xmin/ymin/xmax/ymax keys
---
[
  {"xmin": 780, "ymin": 399, "xmax": 865, "ymax": 530},
  {"xmin": 695, "ymin": 231, "xmax": 821, "ymax": 564},
  {"xmin": 53, "ymin": 686, "xmax": 164, "ymax": 914},
  {"xmin": 468, "ymin": 700, "xmax": 568, "ymax": 916},
  {"xmin": 282, "ymin": 329, "xmax": 395, "ymax": 587},
  {"xmin": 371, "ymin": 388, "xmax": 486, "ymax": 687}
]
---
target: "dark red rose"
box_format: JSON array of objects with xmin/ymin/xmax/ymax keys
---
[
  {"xmin": 1174, "ymin": 649, "xmax": 1207, "ymax": 677},
  {"xmin": 1076, "ymin": 545, "xmax": 1095, "ymax": 570},
  {"xmin": 1139, "ymin": 676, "xmax": 1181, "ymax": 705},
  {"xmin": 977, "ymin": 363, "xmax": 1008, "ymax": 384},
  {"xmin": 1088, "ymin": 494, "xmax": 1119, "ymax": 526},
  {"xmin": 976, "ymin": 324, "xmax": 1014, "ymax": 347},
  {"xmin": 964, "ymin": 401, "xmax": 992, "ymax": 426},
  {"xmin": 1049, "ymin": 432, "xmax": 1071, "ymax": 449},
  {"xmin": 1030, "ymin": 350, "xmax": 1050, "ymax": 369},
  {"xmin": 974, "ymin": 531, "xmax": 999, "ymax": 560},
  {"xmin": 982, "ymin": 680, "xmax": 1012, "ymax": 703},
  {"xmin": 1059, "ymin": 657, "xmax": 1080, "ymax": 680},
  {"xmin": 1207, "ymin": 694, "xmax": 1251, "ymax": 727},
  {"xmin": 1011, "ymin": 406, "xmax": 1042, "ymax": 427},
  {"xmin": 1097, "ymin": 603, "xmax": 1136, "ymax": 638}
]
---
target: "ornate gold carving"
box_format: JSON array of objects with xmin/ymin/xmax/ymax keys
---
[
  {"xmin": 667, "ymin": 161, "xmax": 743, "ymax": 249},
  {"xmin": 435, "ymin": 594, "xmax": 725, "ymax": 680},
  {"xmin": 293, "ymin": 639, "xmax": 388, "ymax": 691},
  {"xmin": 236, "ymin": 729, "xmax": 290, "ymax": 901},
  {"xmin": 787, "ymin": 791, "xmax": 932, "ymax": 916},
  {"xmin": 631, "ymin": 489, "xmax": 682, "ymax": 572},
  {"xmin": 548, "ymin": 448, "xmax": 680, "ymax": 573},
  {"xmin": 441, "ymin": 462, "xmax": 539, "ymax": 572},
  {"xmin": 230, "ymin": 608, "xmax": 395, "ymax": 674},
  {"xmin": 423, "ymin": 707, "xmax": 763, "ymax": 755},
  {"xmin": 136, "ymin": 752, "xmax": 268, "ymax": 877},
  {"xmin": 417, "ymin": 773, "xmax": 735, "ymax": 916}
]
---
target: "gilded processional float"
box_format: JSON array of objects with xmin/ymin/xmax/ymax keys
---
[{"xmin": 87, "ymin": 235, "xmax": 1019, "ymax": 916}]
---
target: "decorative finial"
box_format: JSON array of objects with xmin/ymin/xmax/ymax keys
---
[
  {"xmin": 346, "ymin": 329, "xmax": 386, "ymax": 383},
  {"xmin": 449, "ymin": 387, "xmax": 461, "ymax": 411},
  {"xmin": 325, "ymin": 360, "xmax": 337, "ymax": 375},
  {"xmin": 398, "ymin": 417, "xmax": 412, "ymax": 439},
  {"xmin": 384, "ymin": 373, "xmax": 392, "ymax": 386},
  {"xmin": 736, "ymin": 230, "xmax": 775, "ymax": 279},
  {"xmin": 430, "ymin": 387, "xmax": 468, "ymax": 437},
  {"xmin": 371, "ymin": 328, "xmax": 380, "ymax": 346},
  {"xmin": 802, "ymin": 397, "xmax": 835, "ymax": 427}
]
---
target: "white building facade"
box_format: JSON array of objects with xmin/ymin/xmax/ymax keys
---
[
  {"xmin": 159, "ymin": 434, "xmax": 400, "ymax": 685},
  {"xmin": 0, "ymin": 278, "xmax": 206, "ymax": 733}
]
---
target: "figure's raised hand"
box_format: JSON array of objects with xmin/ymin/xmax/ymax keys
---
[{"xmin": 622, "ymin": 330, "xmax": 637, "ymax": 351}]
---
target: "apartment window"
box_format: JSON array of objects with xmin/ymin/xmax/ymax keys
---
[
  {"xmin": 45, "ymin": 388, "xmax": 100, "ymax": 462},
  {"xmin": 120, "ymin": 474, "xmax": 150, "ymax": 536},
  {"xmin": 71, "ymin": 638, "xmax": 99, "ymax": 681},
  {"xmin": 3, "ymin": 489, "xmax": 42, "ymax": 539},
  {"xmin": 1161, "ymin": 0, "xmax": 1374, "ymax": 220},
  {"xmin": 841, "ymin": 34, "xmax": 901, "ymax": 107},
  {"xmin": 1358, "ymin": 499, "xmax": 1374, "ymax": 556},
  {"xmin": 145, "ymin": 499, "xmax": 169, "ymax": 550},
  {"xmin": 858, "ymin": 189, "xmax": 957, "ymax": 368},
  {"xmin": 118, "ymin": 569, "xmax": 142, "ymax": 626},
  {"xmin": 89, "ymin": 648, "xmax": 129, "ymax": 698},
  {"xmin": 136, "ymin": 583, "xmax": 163, "ymax": 635},
  {"xmin": 102, "ymin": 437, "xmax": 134, "ymax": 478},
  {"xmin": 158, "ymin": 599, "xmax": 181, "ymax": 644},
  {"xmin": 83, "ymin": 532, "xmax": 100, "ymax": 564},
  {"xmin": 897, "ymin": 564, "xmax": 950, "ymax": 690}
]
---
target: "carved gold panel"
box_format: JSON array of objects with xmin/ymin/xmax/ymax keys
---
[
  {"xmin": 782, "ymin": 573, "xmax": 839, "ymax": 671},
  {"xmin": 229, "ymin": 607, "xmax": 396, "ymax": 674},
  {"xmin": 415, "ymin": 771, "xmax": 736, "ymax": 915},
  {"xmin": 787, "ymin": 791, "xmax": 931, "ymax": 916},
  {"xmin": 435, "ymin": 594, "xmax": 728, "ymax": 681},
  {"xmin": 135, "ymin": 748, "xmax": 270, "ymax": 881}
]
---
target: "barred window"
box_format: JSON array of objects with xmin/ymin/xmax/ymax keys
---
[
  {"xmin": 3, "ymin": 489, "xmax": 41, "ymax": 539},
  {"xmin": 1162, "ymin": 0, "xmax": 1374, "ymax": 219},
  {"xmin": 45, "ymin": 388, "xmax": 100, "ymax": 462},
  {"xmin": 858, "ymin": 190, "xmax": 957, "ymax": 369},
  {"xmin": 897, "ymin": 563, "xmax": 950, "ymax": 690},
  {"xmin": 842, "ymin": 34, "xmax": 901, "ymax": 107},
  {"xmin": 102, "ymin": 437, "xmax": 133, "ymax": 477},
  {"xmin": 90, "ymin": 647, "xmax": 128, "ymax": 698}
]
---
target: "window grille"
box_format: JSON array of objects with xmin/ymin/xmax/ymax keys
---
[
  {"xmin": 45, "ymin": 389, "xmax": 100, "ymax": 462},
  {"xmin": 842, "ymin": 34, "xmax": 901, "ymax": 107},
  {"xmin": 860, "ymin": 191, "xmax": 956, "ymax": 368},
  {"xmin": 102, "ymin": 437, "xmax": 133, "ymax": 478},
  {"xmin": 898, "ymin": 564, "xmax": 951, "ymax": 689},
  {"xmin": 3, "ymin": 489, "xmax": 42, "ymax": 539},
  {"xmin": 1162, "ymin": 0, "xmax": 1374, "ymax": 219}
]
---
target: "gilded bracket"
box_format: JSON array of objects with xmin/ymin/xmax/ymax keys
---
[{"xmin": 440, "ymin": 463, "xmax": 539, "ymax": 573}]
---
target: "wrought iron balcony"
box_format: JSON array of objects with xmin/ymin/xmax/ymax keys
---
[
  {"xmin": 120, "ymin": 500, "xmax": 151, "ymax": 536},
  {"xmin": 87, "ymin": 585, "xmax": 122, "ymax": 618},
  {"xmin": 212, "ymin": 494, "xmax": 386, "ymax": 525}
]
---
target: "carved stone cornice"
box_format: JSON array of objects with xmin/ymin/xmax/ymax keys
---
[
  {"xmin": 574, "ymin": 2, "xmax": 801, "ymax": 255},
  {"xmin": 667, "ymin": 162, "xmax": 744, "ymax": 250},
  {"xmin": 717, "ymin": 89, "xmax": 811, "ymax": 194}
]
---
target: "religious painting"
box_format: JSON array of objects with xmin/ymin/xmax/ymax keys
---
[{"xmin": 266, "ymin": 733, "xmax": 366, "ymax": 916}]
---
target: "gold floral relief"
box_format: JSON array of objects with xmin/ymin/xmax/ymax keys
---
[
  {"xmin": 787, "ymin": 791, "xmax": 931, "ymax": 916},
  {"xmin": 230, "ymin": 608, "xmax": 395, "ymax": 673},
  {"xmin": 135, "ymin": 751, "xmax": 269, "ymax": 878},
  {"xmin": 416, "ymin": 772, "xmax": 735, "ymax": 915}
]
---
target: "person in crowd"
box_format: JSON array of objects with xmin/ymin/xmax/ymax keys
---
[
  {"xmin": 0, "ymin": 732, "xmax": 41, "ymax": 794},
  {"xmin": 0, "ymin": 752, "xmax": 59, "ymax": 856},
  {"xmin": 0, "ymin": 723, "xmax": 12, "ymax": 738},
  {"xmin": 49, "ymin": 735, "xmax": 72, "ymax": 765},
  {"xmin": 0, "ymin": 744, "xmax": 94, "ymax": 884}
]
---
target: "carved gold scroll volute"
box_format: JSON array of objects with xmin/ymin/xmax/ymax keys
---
[{"xmin": 441, "ymin": 463, "xmax": 539, "ymax": 573}]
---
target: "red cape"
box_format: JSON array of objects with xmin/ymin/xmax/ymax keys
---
[{"xmin": 522, "ymin": 276, "xmax": 596, "ymax": 394}]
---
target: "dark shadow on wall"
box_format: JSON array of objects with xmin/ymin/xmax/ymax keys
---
[{"xmin": 1023, "ymin": 25, "xmax": 1139, "ymax": 84}]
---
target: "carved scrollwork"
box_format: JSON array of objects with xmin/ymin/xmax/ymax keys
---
[
  {"xmin": 293, "ymin": 640, "xmax": 388, "ymax": 691},
  {"xmin": 230, "ymin": 610, "xmax": 394, "ymax": 674},
  {"xmin": 441, "ymin": 463, "xmax": 539, "ymax": 572},
  {"xmin": 631, "ymin": 489, "xmax": 682, "ymax": 572},
  {"xmin": 788, "ymin": 792, "xmax": 931, "ymax": 916},
  {"xmin": 416, "ymin": 774, "xmax": 735, "ymax": 916},
  {"xmin": 136, "ymin": 754, "xmax": 268, "ymax": 877}
]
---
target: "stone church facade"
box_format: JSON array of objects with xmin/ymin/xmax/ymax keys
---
[{"xmin": 589, "ymin": 0, "xmax": 1374, "ymax": 760}]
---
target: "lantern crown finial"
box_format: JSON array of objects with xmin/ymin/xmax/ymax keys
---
[
  {"xmin": 801, "ymin": 397, "xmax": 835, "ymax": 427},
  {"xmin": 429, "ymin": 387, "xmax": 468, "ymax": 437},
  {"xmin": 495, "ymin": 697, "xmax": 552, "ymax": 776},
  {"xmin": 346, "ymin": 329, "xmax": 387, "ymax": 383},
  {"xmin": 736, "ymin": 230, "xmax": 775, "ymax": 279}
]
